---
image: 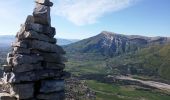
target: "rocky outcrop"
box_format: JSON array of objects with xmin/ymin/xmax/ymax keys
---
[{"xmin": 0, "ymin": 0, "xmax": 68, "ymax": 99}]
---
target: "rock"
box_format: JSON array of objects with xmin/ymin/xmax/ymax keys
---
[
  {"xmin": 0, "ymin": 93, "xmax": 17, "ymax": 100},
  {"xmin": 13, "ymin": 63, "xmax": 43, "ymax": 73},
  {"xmin": 7, "ymin": 52, "xmax": 13, "ymax": 58},
  {"xmin": 35, "ymin": 0, "xmax": 53, "ymax": 7},
  {"xmin": 37, "ymin": 92, "xmax": 65, "ymax": 100},
  {"xmin": 33, "ymin": 4, "xmax": 51, "ymax": 26},
  {"xmin": 13, "ymin": 47, "xmax": 30, "ymax": 54},
  {"xmin": 30, "ymin": 40, "xmax": 63, "ymax": 53},
  {"xmin": 7, "ymin": 52, "xmax": 14, "ymax": 65},
  {"xmin": 40, "ymin": 80, "xmax": 64, "ymax": 93},
  {"xmin": 10, "ymin": 83, "xmax": 34, "ymax": 99},
  {"xmin": 8, "ymin": 70, "xmax": 63, "ymax": 83},
  {"xmin": 25, "ymin": 15, "xmax": 34, "ymax": 25},
  {"xmin": 11, "ymin": 41, "xmax": 28, "ymax": 48},
  {"xmin": 2, "ymin": 72, "xmax": 15, "ymax": 84},
  {"xmin": 1, "ymin": 0, "xmax": 67, "ymax": 99},
  {"xmin": 12, "ymin": 54, "xmax": 43, "ymax": 66},
  {"xmin": 7, "ymin": 57, "xmax": 13, "ymax": 66},
  {"xmin": 43, "ymin": 62, "xmax": 65, "ymax": 70},
  {"xmin": 25, "ymin": 23, "xmax": 55, "ymax": 38},
  {"xmin": 3, "ymin": 65, "xmax": 12, "ymax": 72},
  {"xmin": 17, "ymin": 30, "xmax": 56, "ymax": 43},
  {"xmin": 41, "ymin": 53, "xmax": 66, "ymax": 63}
]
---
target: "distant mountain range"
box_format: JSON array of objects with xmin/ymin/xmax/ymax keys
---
[
  {"xmin": 64, "ymin": 31, "xmax": 170, "ymax": 57},
  {"xmin": 0, "ymin": 35, "xmax": 79, "ymax": 47}
]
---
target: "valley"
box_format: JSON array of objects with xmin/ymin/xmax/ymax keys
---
[
  {"xmin": 64, "ymin": 31, "xmax": 170, "ymax": 99},
  {"xmin": 0, "ymin": 31, "xmax": 170, "ymax": 100}
]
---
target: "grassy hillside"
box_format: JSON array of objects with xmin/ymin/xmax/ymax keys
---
[
  {"xmin": 86, "ymin": 80, "xmax": 170, "ymax": 100},
  {"xmin": 107, "ymin": 44, "xmax": 170, "ymax": 80}
]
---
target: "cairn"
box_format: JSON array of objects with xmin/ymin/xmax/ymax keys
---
[{"xmin": 0, "ymin": 0, "xmax": 67, "ymax": 99}]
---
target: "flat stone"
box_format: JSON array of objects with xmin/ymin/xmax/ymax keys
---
[
  {"xmin": 13, "ymin": 47, "xmax": 30, "ymax": 54},
  {"xmin": 7, "ymin": 52, "xmax": 13, "ymax": 57},
  {"xmin": 13, "ymin": 63, "xmax": 43, "ymax": 73},
  {"xmin": 11, "ymin": 41, "xmax": 28, "ymax": 48},
  {"xmin": 25, "ymin": 15, "xmax": 34, "ymax": 25},
  {"xmin": 35, "ymin": 0, "xmax": 53, "ymax": 7},
  {"xmin": 10, "ymin": 83, "xmax": 34, "ymax": 99},
  {"xmin": 33, "ymin": 4, "xmax": 51, "ymax": 26},
  {"xmin": 0, "ymin": 93, "xmax": 16, "ymax": 100},
  {"xmin": 7, "ymin": 57, "xmax": 13, "ymax": 66},
  {"xmin": 41, "ymin": 53, "xmax": 66, "ymax": 63},
  {"xmin": 37, "ymin": 92, "xmax": 65, "ymax": 100},
  {"xmin": 7, "ymin": 70, "xmax": 63, "ymax": 83},
  {"xmin": 43, "ymin": 62, "xmax": 65, "ymax": 70},
  {"xmin": 25, "ymin": 23, "xmax": 55, "ymax": 38},
  {"xmin": 17, "ymin": 30, "xmax": 56, "ymax": 44},
  {"xmin": 30, "ymin": 40, "xmax": 65, "ymax": 53},
  {"xmin": 12, "ymin": 54, "xmax": 43, "ymax": 66},
  {"xmin": 3, "ymin": 65, "xmax": 12, "ymax": 72},
  {"xmin": 40, "ymin": 80, "xmax": 64, "ymax": 93},
  {"xmin": 2, "ymin": 72, "xmax": 15, "ymax": 84}
]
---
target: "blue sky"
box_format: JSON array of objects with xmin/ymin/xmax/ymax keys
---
[{"xmin": 0, "ymin": 0, "xmax": 170, "ymax": 39}]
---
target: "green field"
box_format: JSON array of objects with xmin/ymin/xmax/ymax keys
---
[{"xmin": 86, "ymin": 80, "xmax": 170, "ymax": 100}]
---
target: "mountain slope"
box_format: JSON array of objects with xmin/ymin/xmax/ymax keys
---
[
  {"xmin": 64, "ymin": 31, "xmax": 170, "ymax": 57},
  {"xmin": 107, "ymin": 44, "xmax": 170, "ymax": 81}
]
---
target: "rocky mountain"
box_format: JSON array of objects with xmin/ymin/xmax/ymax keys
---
[{"xmin": 64, "ymin": 31, "xmax": 170, "ymax": 57}]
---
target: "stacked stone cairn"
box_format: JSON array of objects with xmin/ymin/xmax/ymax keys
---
[{"xmin": 0, "ymin": 0, "xmax": 68, "ymax": 99}]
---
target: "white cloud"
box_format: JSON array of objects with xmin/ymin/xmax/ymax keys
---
[{"xmin": 54, "ymin": 0, "xmax": 137, "ymax": 26}]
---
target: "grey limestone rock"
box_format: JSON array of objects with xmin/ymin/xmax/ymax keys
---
[
  {"xmin": 33, "ymin": 3, "xmax": 51, "ymax": 26},
  {"xmin": 0, "ymin": 93, "xmax": 17, "ymax": 100},
  {"xmin": 35, "ymin": 0, "xmax": 53, "ymax": 7},
  {"xmin": 12, "ymin": 54, "xmax": 43, "ymax": 66},
  {"xmin": 10, "ymin": 83, "xmax": 34, "ymax": 99},
  {"xmin": 13, "ymin": 63, "xmax": 43, "ymax": 73}
]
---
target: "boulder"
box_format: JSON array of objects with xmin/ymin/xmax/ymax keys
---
[
  {"xmin": 35, "ymin": 0, "xmax": 53, "ymax": 7},
  {"xmin": 10, "ymin": 83, "xmax": 34, "ymax": 99},
  {"xmin": 13, "ymin": 63, "xmax": 43, "ymax": 73},
  {"xmin": 12, "ymin": 54, "xmax": 43, "ymax": 66},
  {"xmin": 40, "ymin": 80, "xmax": 64, "ymax": 93},
  {"xmin": 0, "ymin": 93, "xmax": 17, "ymax": 100},
  {"xmin": 33, "ymin": 4, "xmax": 51, "ymax": 26}
]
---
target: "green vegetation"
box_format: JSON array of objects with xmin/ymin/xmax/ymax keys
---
[
  {"xmin": 65, "ymin": 44, "xmax": 170, "ymax": 100},
  {"xmin": 86, "ymin": 80, "xmax": 170, "ymax": 100},
  {"xmin": 108, "ymin": 44, "xmax": 170, "ymax": 80}
]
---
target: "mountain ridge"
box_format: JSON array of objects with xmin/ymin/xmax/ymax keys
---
[{"xmin": 65, "ymin": 31, "xmax": 170, "ymax": 57}]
